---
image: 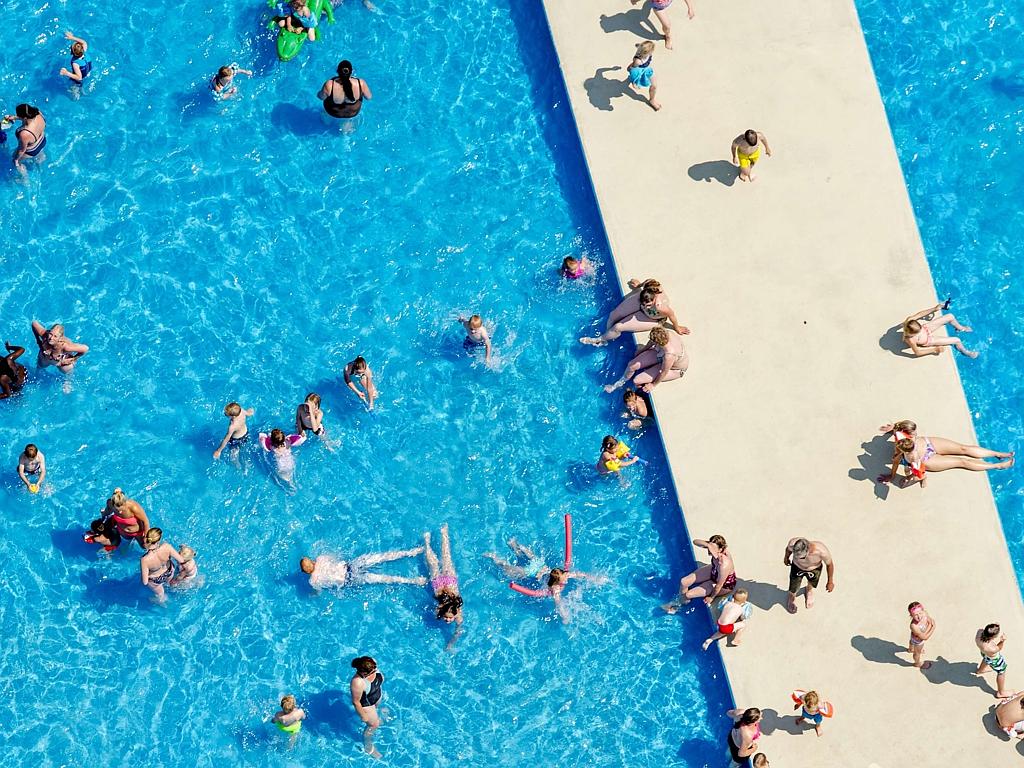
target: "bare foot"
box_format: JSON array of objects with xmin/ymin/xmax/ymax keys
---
[
  {"xmin": 786, "ymin": 595, "xmax": 798, "ymax": 614},
  {"xmin": 702, "ymin": 638, "xmax": 713, "ymax": 651},
  {"xmin": 366, "ymin": 746, "xmax": 382, "ymax": 759},
  {"xmin": 998, "ymin": 451, "xmax": 1015, "ymax": 459},
  {"xmin": 580, "ymin": 336, "xmax": 606, "ymax": 346},
  {"xmin": 997, "ymin": 691, "xmax": 1018, "ymax": 700},
  {"xmin": 664, "ymin": 34, "xmax": 673, "ymax": 50},
  {"xmin": 603, "ymin": 383, "xmax": 621, "ymax": 394},
  {"xmin": 661, "ymin": 600, "xmax": 682, "ymax": 614},
  {"xmin": 964, "ymin": 349, "xmax": 979, "ymax": 359},
  {"xmin": 997, "ymin": 456, "xmax": 1016, "ymax": 470},
  {"xmin": 748, "ymin": 173, "xmax": 757, "ymax": 182},
  {"xmin": 805, "ymin": 589, "xmax": 815, "ymax": 609},
  {"xmin": 650, "ymin": 100, "xmax": 662, "ymax": 111},
  {"xmin": 919, "ymin": 661, "xmax": 933, "ymax": 670},
  {"xmin": 960, "ymin": 325, "xmax": 973, "ymax": 333}
]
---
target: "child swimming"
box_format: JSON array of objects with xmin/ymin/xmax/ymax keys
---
[
  {"xmin": 597, "ymin": 435, "xmax": 640, "ymax": 482},
  {"xmin": 459, "ymin": 314, "xmax": 492, "ymax": 364},
  {"xmin": 210, "ymin": 64, "xmax": 253, "ymax": 99},
  {"xmin": 58, "ymin": 31, "xmax": 92, "ymax": 85},
  {"xmin": 702, "ymin": 589, "xmax": 751, "ymax": 650},
  {"xmin": 259, "ymin": 428, "xmax": 306, "ymax": 485},
  {"xmin": 561, "ymin": 256, "xmax": 592, "ymax": 280},
  {"xmin": 17, "ymin": 443, "xmax": 45, "ymax": 493},
  {"xmin": 622, "ymin": 389, "xmax": 651, "ymax": 430},
  {"xmin": 213, "ymin": 402, "xmax": 254, "ymax": 461},
  {"xmin": 272, "ymin": 694, "xmax": 306, "ymax": 742},
  {"xmin": 546, "ymin": 566, "xmax": 607, "ymax": 624}
]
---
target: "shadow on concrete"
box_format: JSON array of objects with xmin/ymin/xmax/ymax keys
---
[
  {"xmin": 741, "ymin": 578, "xmax": 790, "ymax": 613},
  {"xmin": 758, "ymin": 707, "xmax": 803, "ymax": 736},
  {"xmin": 598, "ymin": 8, "xmax": 660, "ymax": 40},
  {"xmin": 852, "ymin": 635, "xmax": 998, "ymax": 695},
  {"xmin": 982, "ymin": 705, "xmax": 1010, "ymax": 740},
  {"xmin": 687, "ymin": 160, "xmax": 737, "ymax": 186},
  {"xmin": 879, "ymin": 323, "xmax": 914, "ymax": 357},
  {"xmin": 848, "ymin": 433, "xmax": 893, "ymax": 500},
  {"xmin": 583, "ymin": 66, "xmax": 647, "ymax": 112},
  {"xmin": 850, "ymin": 634, "xmax": 915, "ymax": 667}
]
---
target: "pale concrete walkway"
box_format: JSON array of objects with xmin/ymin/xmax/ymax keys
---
[{"xmin": 540, "ymin": 0, "xmax": 1024, "ymax": 764}]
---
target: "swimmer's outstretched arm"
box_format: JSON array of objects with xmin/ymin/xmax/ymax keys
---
[
  {"xmin": 64, "ymin": 31, "xmax": 88, "ymax": 51},
  {"xmin": 5, "ymin": 341, "xmax": 25, "ymax": 361}
]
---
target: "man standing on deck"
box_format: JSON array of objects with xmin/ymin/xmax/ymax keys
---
[{"xmin": 783, "ymin": 537, "xmax": 835, "ymax": 614}]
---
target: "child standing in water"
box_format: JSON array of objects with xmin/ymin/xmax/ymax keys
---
[
  {"xmin": 343, "ymin": 356, "xmax": 377, "ymax": 411},
  {"xmin": 295, "ymin": 392, "xmax": 326, "ymax": 436},
  {"xmin": 259, "ymin": 428, "xmax": 306, "ymax": 486},
  {"xmin": 170, "ymin": 545, "xmax": 200, "ymax": 587},
  {"xmin": 210, "ymin": 64, "xmax": 253, "ymax": 99},
  {"xmin": 58, "ymin": 31, "xmax": 92, "ymax": 85},
  {"xmin": 627, "ymin": 41, "xmax": 660, "ymax": 111},
  {"xmin": 17, "ymin": 443, "xmax": 46, "ymax": 493},
  {"xmin": 213, "ymin": 402, "xmax": 253, "ymax": 460},
  {"xmin": 906, "ymin": 601, "xmax": 935, "ymax": 670},
  {"xmin": 702, "ymin": 589, "xmax": 751, "ymax": 650},
  {"xmin": 460, "ymin": 315, "xmax": 492, "ymax": 364},
  {"xmin": 272, "ymin": 694, "xmax": 306, "ymax": 744}
]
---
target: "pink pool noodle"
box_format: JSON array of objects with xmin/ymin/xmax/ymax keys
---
[{"xmin": 509, "ymin": 514, "xmax": 572, "ymax": 598}]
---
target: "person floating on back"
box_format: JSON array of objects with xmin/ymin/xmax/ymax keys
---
[{"xmin": 59, "ymin": 31, "xmax": 92, "ymax": 85}]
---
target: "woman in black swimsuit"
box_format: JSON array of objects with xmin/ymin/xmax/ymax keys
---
[
  {"xmin": 350, "ymin": 656, "xmax": 384, "ymax": 758},
  {"xmin": 317, "ymin": 59, "xmax": 373, "ymax": 119},
  {"xmin": 0, "ymin": 341, "xmax": 27, "ymax": 399},
  {"xmin": 5, "ymin": 104, "xmax": 46, "ymax": 168}
]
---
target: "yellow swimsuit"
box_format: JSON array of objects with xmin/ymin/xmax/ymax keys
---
[{"xmin": 737, "ymin": 147, "xmax": 760, "ymax": 170}]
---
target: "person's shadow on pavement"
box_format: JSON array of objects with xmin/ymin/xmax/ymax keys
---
[
  {"xmin": 849, "ymin": 433, "xmax": 893, "ymax": 500},
  {"xmin": 851, "ymin": 635, "xmax": 998, "ymax": 695},
  {"xmin": 599, "ymin": 7, "xmax": 660, "ymax": 41},
  {"xmin": 584, "ymin": 66, "xmax": 648, "ymax": 112},
  {"xmin": 687, "ymin": 160, "xmax": 737, "ymax": 186}
]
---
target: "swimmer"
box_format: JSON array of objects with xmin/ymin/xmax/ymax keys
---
[
  {"xmin": 880, "ymin": 433, "xmax": 1014, "ymax": 489},
  {"xmin": 31, "ymin": 321, "xmax": 87, "ymax": 373},
  {"xmin": 996, "ymin": 693, "xmax": 1024, "ymax": 739},
  {"xmin": 277, "ymin": 0, "xmax": 318, "ymax": 41},
  {"xmin": 318, "ymin": 60, "xmax": 372, "ymax": 119},
  {"xmin": 580, "ymin": 281, "xmax": 688, "ymax": 345},
  {"xmin": 459, "ymin": 315, "xmax": 492, "ymax": 364},
  {"xmin": 622, "ymin": 388, "xmax": 652, "ymax": 430},
  {"xmin": 726, "ymin": 707, "xmax": 762, "ymax": 764},
  {"xmin": 58, "ymin": 31, "xmax": 92, "ymax": 85},
  {"xmin": 83, "ymin": 517, "xmax": 121, "ymax": 551},
  {"xmin": 170, "ymin": 544, "xmax": 199, "ymax": 587},
  {"xmin": 343, "ymin": 356, "xmax": 377, "ymax": 410},
  {"xmin": 561, "ymin": 256, "xmax": 593, "ymax": 280},
  {"xmin": 976, "ymin": 622, "xmax": 1014, "ymax": 699},
  {"xmin": 210, "ymin": 64, "xmax": 253, "ymax": 99},
  {"xmin": 731, "ymin": 129, "xmax": 772, "ymax": 183},
  {"xmin": 596, "ymin": 434, "xmax": 639, "ymax": 483},
  {"xmin": 101, "ymin": 487, "xmax": 150, "ymax": 547},
  {"xmin": 139, "ymin": 528, "xmax": 184, "ymax": 604},
  {"xmin": 906, "ymin": 601, "xmax": 935, "ymax": 670},
  {"xmin": 299, "ymin": 547, "xmax": 426, "ymax": 590},
  {"xmin": 16, "ymin": 443, "xmax": 46, "ymax": 493},
  {"xmin": 702, "ymin": 589, "xmax": 750, "ymax": 650},
  {"xmin": 272, "ymin": 694, "xmax": 306, "ymax": 745},
  {"xmin": 629, "ymin": 0, "xmax": 694, "ymax": 50},
  {"xmin": 626, "ymin": 41, "xmax": 660, "ymax": 111},
  {"xmin": 0, "ymin": 341, "xmax": 28, "ymax": 399},
  {"xmin": 350, "ymin": 656, "xmax": 384, "ymax": 758},
  {"xmin": 662, "ymin": 535, "xmax": 737, "ymax": 613},
  {"xmin": 6, "ymin": 104, "xmax": 46, "ymax": 170},
  {"xmin": 259, "ymin": 428, "xmax": 306, "ymax": 486},
  {"xmin": 294, "ymin": 393, "xmax": 326, "ymax": 437},
  {"xmin": 793, "ymin": 690, "xmax": 829, "ymax": 736},
  {"xmin": 424, "ymin": 524, "xmax": 464, "ymax": 650},
  {"xmin": 485, "ymin": 537, "xmax": 552, "ymax": 582},
  {"xmin": 604, "ymin": 327, "xmax": 688, "ymax": 393},
  {"xmin": 213, "ymin": 401, "xmax": 253, "ymax": 460},
  {"xmin": 902, "ymin": 303, "xmax": 978, "ymax": 358},
  {"xmin": 546, "ymin": 566, "xmax": 607, "ymax": 624}
]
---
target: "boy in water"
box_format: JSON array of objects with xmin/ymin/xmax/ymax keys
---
[
  {"xmin": 210, "ymin": 64, "xmax": 253, "ymax": 99},
  {"xmin": 277, "ymin": 0, "xmax": 317, "ymax": 41},
  {"xmin": 272, "ymin": 694, "xmax": 306, "ymax": 743},
  {"xmin": 17, "ymin": 443, "xmax": 46, "ymax": 493},
  {"xmin": 213, "ymin": 402, "xmax": 253, "ymax": 461},
  {"xmin": 702, "ymin": 589, "xmax": 751, "ymax": 650},
  {"xmin": 58, "ymin": 31, "xmax": 92, "ymax": 85},
  {"xmin": 460, "ymin": 314, "xmax": 492, "ymax": 364}
]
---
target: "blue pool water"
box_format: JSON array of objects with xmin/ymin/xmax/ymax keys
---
[
  {"xmin": 0, "ymin": 1, "xmax": 731, "ymax": 765},
  {"xmin": 855, "ymin": 0, "xmax": 1024, "ymax": 565}
]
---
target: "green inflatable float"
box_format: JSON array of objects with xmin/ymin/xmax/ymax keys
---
[{"xmin": 269, "ymin": 0, "xmax": 334, "ymax": 62}]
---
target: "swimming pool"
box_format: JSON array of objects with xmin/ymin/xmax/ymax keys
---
[
  {"xmin": 855, "ymin": 0, "xmax": 1024, "ymax": 567},
  {"xmin": 0, "ymin": 0, "xmax": 731, "ymax": 765}
]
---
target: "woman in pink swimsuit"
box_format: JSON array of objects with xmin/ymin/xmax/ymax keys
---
[
  {"xmin": 103, "ymin": 488, "xmax": 151, "ymax": 547},
  {"xmin": 662, "ymin": 535, "xmax": 737, "ymax": 613},
  {"xmin": 424, "ymin": 524, "xmax": 463, "ymax": 650},
  {"xmin": 628, "ymin": 0, "xmax": 694, "ymax": 50},
  {"xmin": 901, "ymin": 303, "xmax": 978, "ymax": 358}
]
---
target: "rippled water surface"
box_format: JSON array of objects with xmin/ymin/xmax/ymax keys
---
[
  {"xmin": 856, "ymin": 0, "xmax": 1024, "ymax": 562},
  {"xmin": 0, "ymin": 1, "xmax": 731, "ymax": 765}
]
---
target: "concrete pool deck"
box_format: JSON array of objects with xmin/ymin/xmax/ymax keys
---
[{"xmin": 539, "ymin": 0, "xmax": 1024, "ymax": 765}]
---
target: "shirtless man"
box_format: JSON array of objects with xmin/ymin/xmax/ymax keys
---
[
  {"xmin": 731, "ymin": 129, "xmax": 772, "ymax": 182},
  {"xmin": 996, "ymin": 693, "xmax": 1024, "ymax": 739},
  {"xmin": 31, "ymin": 321, "xmax": 88, "ymax": 373},
  {"xmin": 784, "ymin": 537, "xmax": 835, "ymax": 614},
  {"xmin": 976, "ymin": 623, "xmax": 1013, "ymax": 698},
  {"xmin": 300, "ymin": 547, "xmax": 426, "ymax": 591},
  {"xmin": 0, "ymin": 341, "xmax": 27, "ymax": 398},
  {"xmin": 140, "ymin": 528, "xmax": 184, "ymax": 604}
]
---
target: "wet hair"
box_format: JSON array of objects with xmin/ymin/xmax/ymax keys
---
[
  {"xmin": 468, "ymin": 314, "xmax": 483, "ymax": 328},
  {"xmin": 144, "ymin": 527, "xmax": 163, "ymax": 546},
  {"xmin": 90, "ymin": 518, "xmax": 107, "ymax": 535},
  {"xmin": 893, "ymin": 419, "xmax": 917, "ymax": 435},
  {"xmin": 907, "ymin": 601, "xmax": 923, "ymax": 614},
  {"xmin": 623, "ymin": 389, "xmax": 638, "ymax": 405},
  {"xmin": 351, "ymin": 656, "xmax": 377, "ymax": 675},
  {"xmin": 601, "ymin": 435, "xmax": 618, "ymax": 452},
  {"xmin": 178, "ymin": 544, "xmax": 195, "ymax": 561},
  {"xmin": 648, "ymin": 327, "xmax": 669, "ymax": 346},
  {"xmin": 24, "ymin": 444, "xmax": 37, "ymax": 458},
  {"xmin": 270, "ymin": 428, "xmax": 286, "ymax": 447},
  {"xmin": 641, "ymin": 279, "xmax": 661, "ymax": 292},
  {"xmin": 895, "ymin": 437, "xmax": 915, "ymax": 454},
  {"xmin": 16, "ymin": 104, "xmax": 40, "ymax": 120},
  {"xmin": 435, "ymin": 593, "xmax": 463, "ymax": 619},
  {"xmin": 744, "ymin": 129, "xmax": 758, "ymax": 145},
  {"xmin": 299, "ymin": 556, "xmax": 315, "ymax": 574},
  {"xmin": 71, "ymin": 41, "xmax": 85, "ymax": 57},
  {"xmin": 336, "ymin": 59, "xmax": 355, "ymax": 101},
  {"xmin": 547, "ymin": 568, "xmax": 567, "ymax": 588},
  {"xmin": 903, "ymin": 318, "xmax": 922, "ymax": 336},
  {"xmin": 562, "ymin": 256, "xmax": 579, "ymax": 274},
  {"xmin": 280, "ymin": 694, "xmax": 296, "ymax": 712},
  {"xmin": 791, "ymin": 538, "xmax": 810, "ymax": 557},
  {"xmin": 110, "ymin": 488, "xmax": 128, "ymax": 508},
  {"xmin": 738, "ymin": 707, "xmax": 761, "ymax": 725},
  {"xmin": 639, "ymin": 287, "xmax": 658, "ymax": 305},
  {"xmin": 305, "ymin": 393, "xmax": 321, "ymax": 407},
  {"xmin": 733, "ymin": 588, "xmax": 748, "ymax": 601},
  {"xmin": 224, "ymin": 402, "xmax": 241, "ymax": 417},
  {"xmin": 217, "ymin": 66, "xmax": 233, "ymax": 78},
  {"xmin": 752, "ymin": 755, "xmax": 769, "ymax": 768},
  {"xmin": 802, "ymin": 690, "xmax": 819, "ymax": 708},
  {"xmin": 636, "ymin": 41, "xmax": 656, "ymax": 58},
  {"xmin": 709, "ymin": 534, "xmax": 728, "ymax": 550},
  {"xmin": 352, "ymin": 356, "xmax": 367, "ymax": 371},
  {"xmin": 983, "ymin": 623, "xmax": 1001, "ymax": 640}
]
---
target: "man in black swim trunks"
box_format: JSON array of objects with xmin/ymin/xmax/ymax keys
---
[{"xmin": 783, "ymin": 537, "xmax": 835, "ymax": 614}]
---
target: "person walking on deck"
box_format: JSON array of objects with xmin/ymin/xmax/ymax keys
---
[{"xmin": 784, "ymin": 537, "xmax": 834, "ymax": 614}]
